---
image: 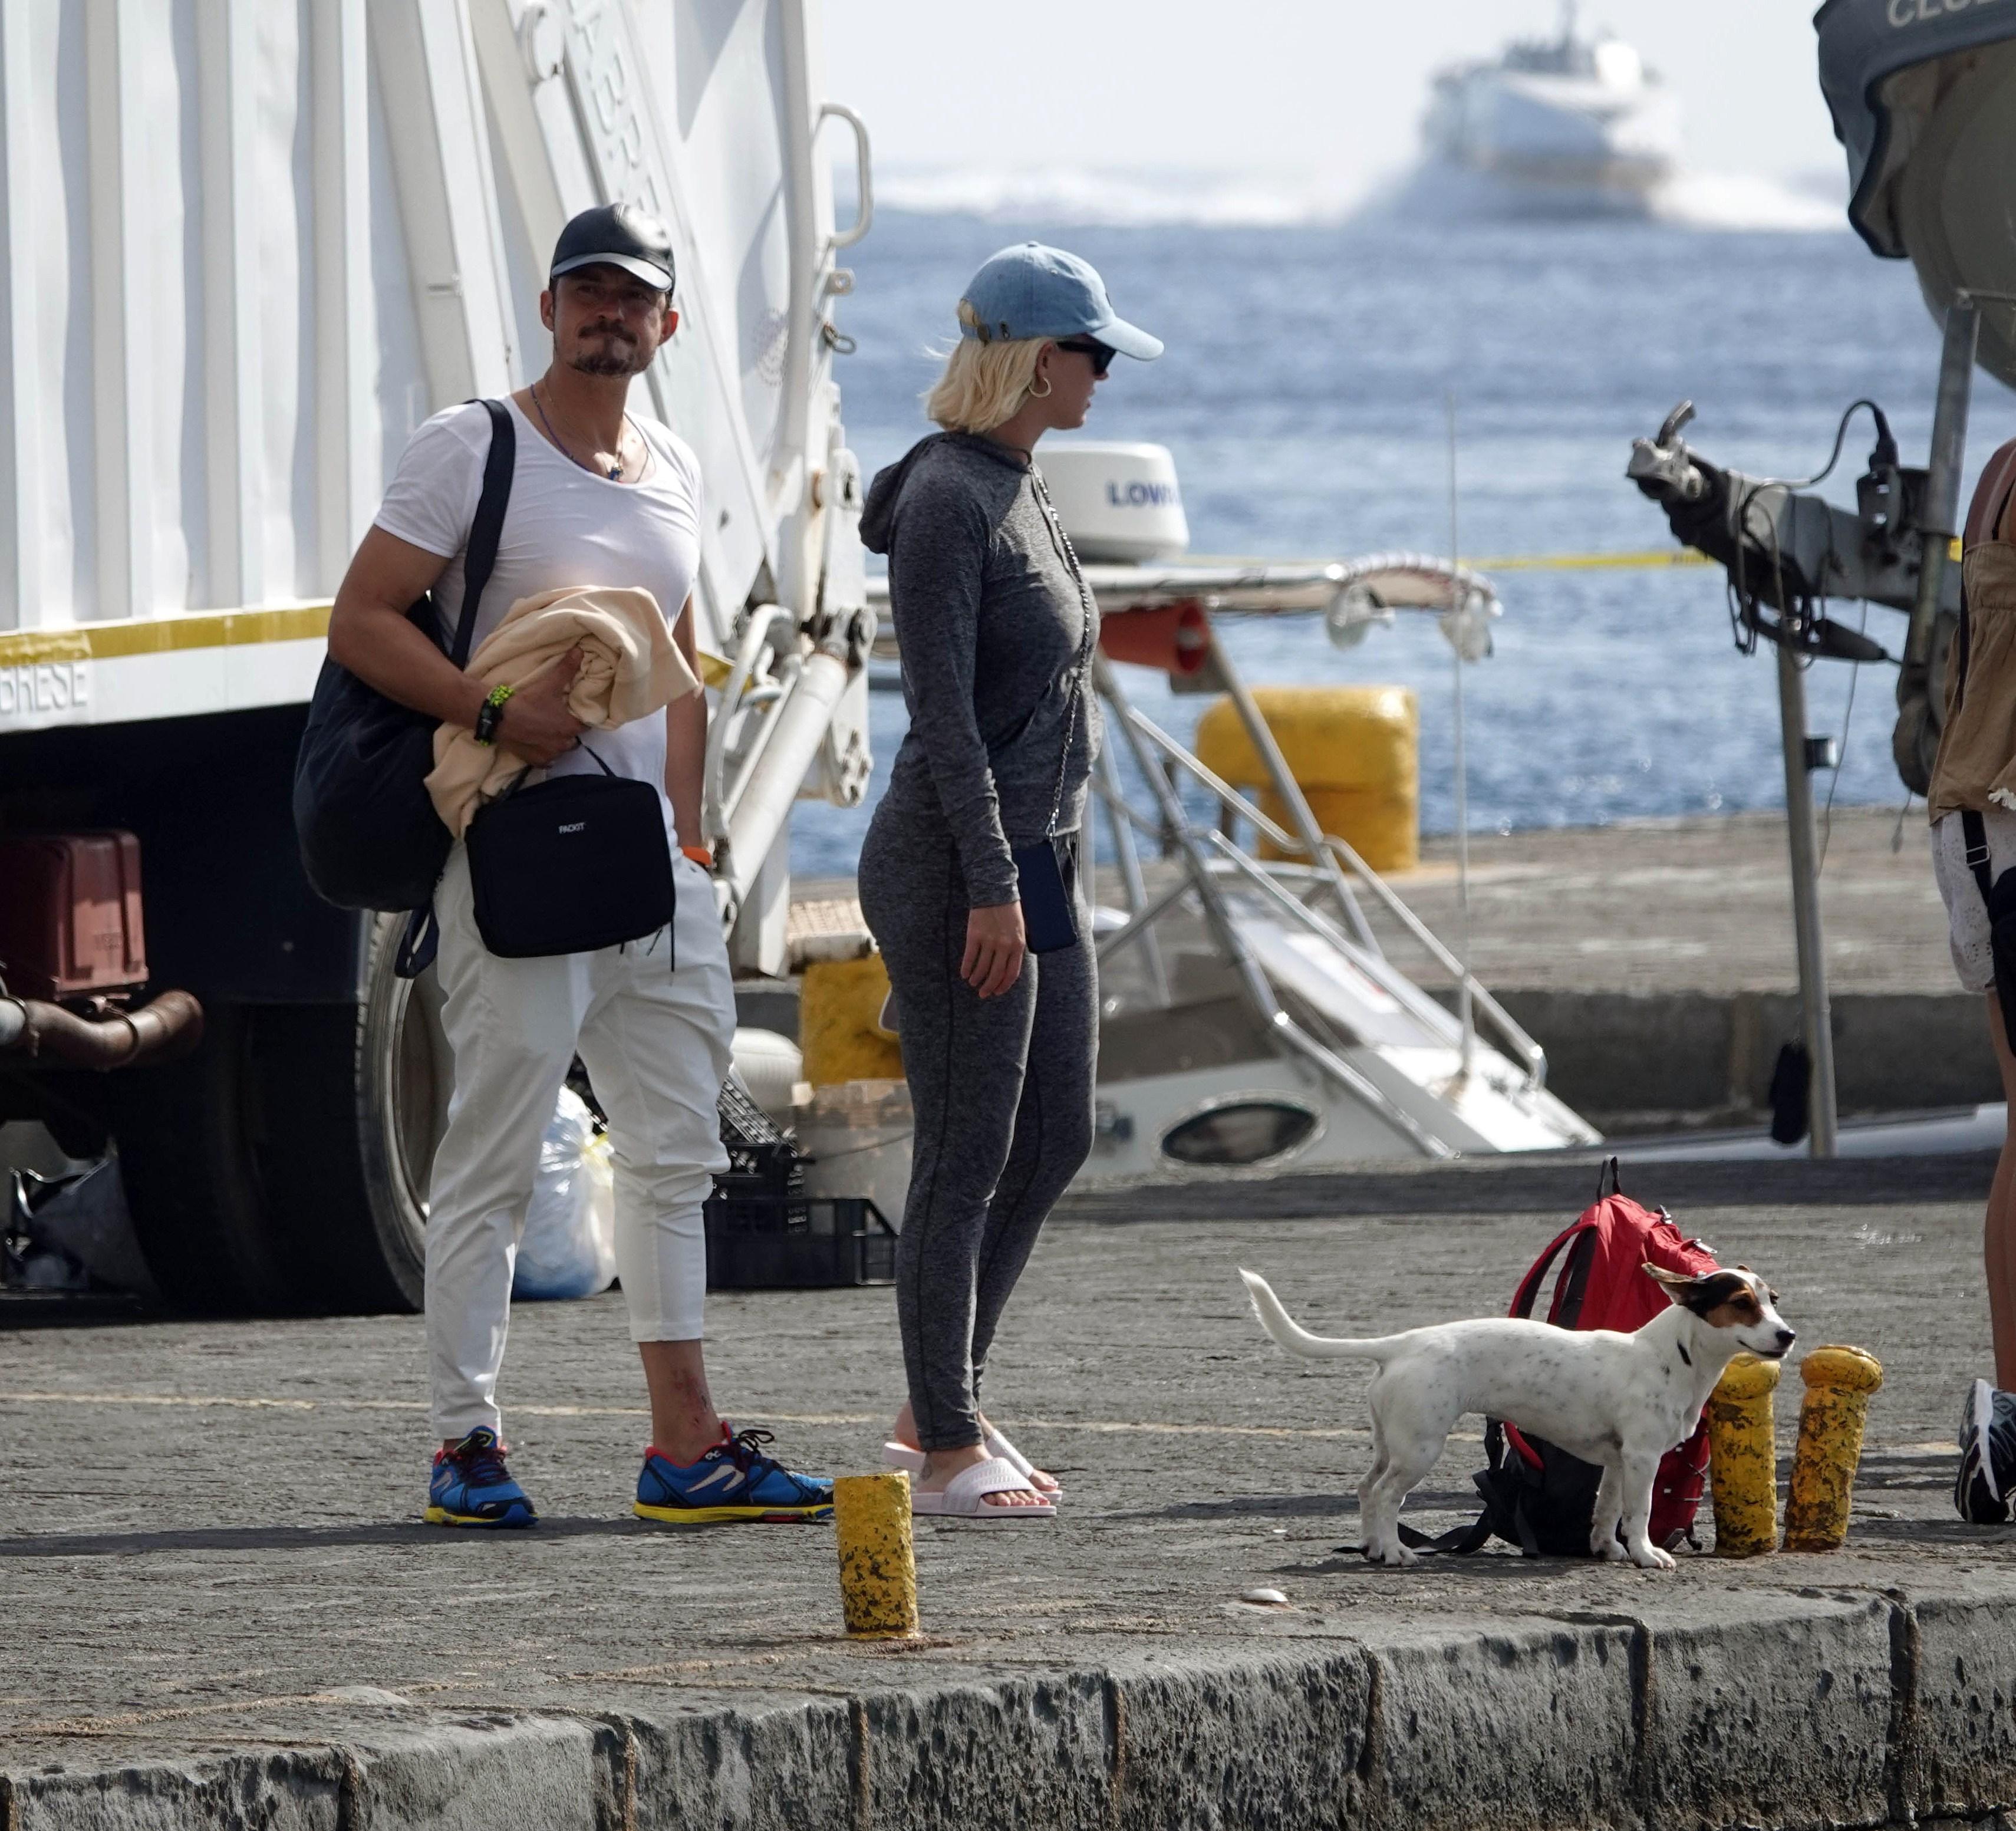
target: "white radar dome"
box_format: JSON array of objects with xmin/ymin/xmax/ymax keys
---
[
  {"xmin": 1593, "ymin": 39, "xmax": 1643, "ymax": 90},
  {"xmin": 1036, "ymin": 442, "xmax": 1189, "ymax": 564}
]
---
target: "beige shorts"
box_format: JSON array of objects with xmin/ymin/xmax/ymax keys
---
[{"xmin": 1932, "ymin": 806, "xmax": 2016, "ymax": 994}]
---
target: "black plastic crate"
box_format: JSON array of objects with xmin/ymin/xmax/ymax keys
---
[
  {"xmin": 704, "ymin": 1194, "xmax": 896, "ymax": 1290},
  {"xmin": 715, "ymin": 1079, "xmax": 805, "ymax": 1200}
]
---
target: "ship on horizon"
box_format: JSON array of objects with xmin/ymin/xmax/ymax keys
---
[{"xmin": 1405, "ymin": 2, "xmax": 1682, "ymax": 219}]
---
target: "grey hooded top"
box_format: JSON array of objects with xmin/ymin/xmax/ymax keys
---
[{"xmin": 860, "ymin": 432, "xmax": 1100, "ymax": 906}]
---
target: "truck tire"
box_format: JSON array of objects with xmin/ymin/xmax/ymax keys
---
[
  {"xmin": 113, "ymin": 917, "xmax": 449, "ymax": 1315},
  {"xmin": 109, "ymin": 1002, "xmax": 299, "ymax": 1315},
  {"xmin": 253, "ymin": 915, "xmax": 449, "ymax": 1313}
]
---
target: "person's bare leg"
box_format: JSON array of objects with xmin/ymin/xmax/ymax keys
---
[
  {"xmin": 639, "ymin": 1339, "xmax": 724, "ymax": 1465},
  {"xmin": 890, "ymin": 1399, "xmax": 1058, "ymax": 1496}
]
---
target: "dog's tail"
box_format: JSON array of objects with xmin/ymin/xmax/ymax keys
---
[{"xmin": 1239, "ymin": 1269, "xmax": 1405, "ymax": 1363}]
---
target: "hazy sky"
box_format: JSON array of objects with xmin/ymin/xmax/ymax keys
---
[{"xmin": 820, "ymin": 2, "xmax": 1842, "ymax": 197}]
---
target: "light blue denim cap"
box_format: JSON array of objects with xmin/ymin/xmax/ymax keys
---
[{"xmin": 959, "ymin": 242, "xmax": 1163, "ymax": 360}]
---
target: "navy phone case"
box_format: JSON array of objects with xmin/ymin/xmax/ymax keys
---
[{"xmin": 1013, "ymin": 831, "xmax": 1081, "ymax": 954}]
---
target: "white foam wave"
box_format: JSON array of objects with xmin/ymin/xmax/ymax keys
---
[
  {"xmin": 1650, "ymin": 171, "xmax": 1845, "ymax": 233},
  {"xmin": 861, "ymin": 161, "xmax": 1850, "ymax": 236},
  {"xmin": 867, "ymin": 164, "xmax": 1357, "ymax": 230}
]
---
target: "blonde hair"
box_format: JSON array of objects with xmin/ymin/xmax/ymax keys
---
[{"xmin": 924, "ymin": 301, "xmax": 1048, "ymax": 433}]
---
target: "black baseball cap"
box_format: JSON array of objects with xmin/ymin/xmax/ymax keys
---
[{"xmin": 549, "ymin": 203, "xmax": 675, "ymax": 294}]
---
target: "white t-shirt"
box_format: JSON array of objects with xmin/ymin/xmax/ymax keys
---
[{"xmin": 373, "ymin": 398, "xmax": 704, "ymax": 829}]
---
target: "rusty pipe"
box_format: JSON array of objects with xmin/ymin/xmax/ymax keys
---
[{"xmin": 0, "ymin": 990, "xmax": 205, "ymax": 1069}]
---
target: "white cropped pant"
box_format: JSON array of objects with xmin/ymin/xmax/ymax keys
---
[{"xmin": 426, "ymin": 844, "xmax": 733, "ymax": 1441}]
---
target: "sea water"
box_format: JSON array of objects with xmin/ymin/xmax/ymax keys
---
[{"xmin": 790, "ymin": 206, "xmax": 2016, "ymax": 878}]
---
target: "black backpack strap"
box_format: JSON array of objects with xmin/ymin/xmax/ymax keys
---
[
  {"xmin": 1596, "ymin": 1155, "xmax": 1622, "ymax": 1201},
  {"xmin": 449, "ymin": 399, "xmax": 516, "ymax": 668},
  {"xmin": 394, "ymin": 905, "xmax": 439, "ymax": 980},
  {"xmin": 1964, "ymin": 808, "xmax": 1995, "ymax": 907},
  {"xmin": 1396, "ymin": 1513, "xmax": 1497, "ymax": 1556}
]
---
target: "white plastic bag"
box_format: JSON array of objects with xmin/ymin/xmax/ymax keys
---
[{"xmin": 512, "ymin": 1088, "xmax": 617, "ymax": 1301}]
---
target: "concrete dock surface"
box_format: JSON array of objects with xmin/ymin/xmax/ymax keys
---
[{"xmin": 6, "ymin": 1181, "xmax": 2016, "ymax": 1828}]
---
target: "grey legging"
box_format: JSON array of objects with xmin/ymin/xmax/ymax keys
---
[{"xmin": 858, "ymin": 807, "xmax": 1097, "ymax": 1452}]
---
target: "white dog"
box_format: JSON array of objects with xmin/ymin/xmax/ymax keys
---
[{"xmin": 1240, "ymin": 1262, "xmax": 1796, "ymax": 1570}]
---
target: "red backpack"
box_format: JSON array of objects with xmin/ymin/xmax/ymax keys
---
[{"xmin": 1406, "ymin": 1160, "xmax": 1719, "ymax": 1559}]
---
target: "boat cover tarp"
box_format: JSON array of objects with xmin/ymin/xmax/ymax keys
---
[
  {"xmin": 1817, "ymin": 0, "xmax": 2016, "ymax": 256},
  {"xmin": 1817, "ymin": 0, "xmax": 2016, "ymax": 384}
]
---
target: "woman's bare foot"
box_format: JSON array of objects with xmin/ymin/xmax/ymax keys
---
[
  {"xmin": 915, "ymin": 1440, "xmax": 1047, "ymax": 1509},
  {"xmin": 891, "ymin": 1402, "xmax": 1060, "ymax": 1496}
]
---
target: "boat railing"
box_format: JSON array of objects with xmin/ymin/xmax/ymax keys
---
[
  {"xmin": 1090, "ymin": 613, "xmax": 1547, "ymax": 1092},
  {"xmin": 1093, "ymin": 655, "xmax": 1457, "ymax": 1160}
]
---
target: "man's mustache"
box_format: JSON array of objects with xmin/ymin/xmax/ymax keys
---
[{"xmin": 583, "ymin": 322, "xmax": 634, "ymax": 340}]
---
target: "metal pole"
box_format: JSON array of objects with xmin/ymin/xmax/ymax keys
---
[
  {"xmin": 1447, "ymin": 394, "xmax": 1475, "ymax": 1080},
  {"xmin": 1895, "ymin": 297, "xmax": 1978, "ymax": 791},
  {"xmin": 1776, "ymin": 641, "xmax": 1838, "ymax": 1158},
  {"xmin": 1904, "ymin": 296, "xmax": 1978, "ymax": 677},
  {"xmin": 1095, "ymin": 732, "xmax": 1169, "ymax": 1005}
]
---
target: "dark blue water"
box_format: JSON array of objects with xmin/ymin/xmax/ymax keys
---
[{"xmin": 790, "ymin": 210, "xmax": 2015, "ymax": 878}]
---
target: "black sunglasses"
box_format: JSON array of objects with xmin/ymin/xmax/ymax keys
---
[{"xmin": 1056, "ymin": 337, "xmax": 1115, "ymax": 378}]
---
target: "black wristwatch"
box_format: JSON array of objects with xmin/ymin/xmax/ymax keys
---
[{"xmin": 473, "ymin": 684, "xmax": 513, "ymax": 746}]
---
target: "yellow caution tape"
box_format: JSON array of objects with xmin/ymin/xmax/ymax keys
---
[
  {"xmin": 1470, "ymin": 549, "xmax": 1717, "ymax": 572},
  {"xmin": 1183, "ymin": 549, "xmax": 1718, "ymax": 576}
]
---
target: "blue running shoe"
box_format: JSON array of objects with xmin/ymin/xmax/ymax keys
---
[
  {"xmin": 427, "ymin": 1427, "xmax": 537, "ymax": 1527},
  {"xmin": 634, "ymin": 1425, "xmax": 834, "ymax": 1525}
]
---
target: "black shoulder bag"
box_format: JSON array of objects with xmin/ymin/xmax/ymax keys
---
[
  {"xmin": 1014, "ymin": 467, "xmax": 1097, "ymax": 953},
  {"xmin": 293, "ymin": 400, "xmax": 516, "ymax": 916},
  {"xmin": 465, "ymin": 743, "xmax": 676, "ymax": 960}
]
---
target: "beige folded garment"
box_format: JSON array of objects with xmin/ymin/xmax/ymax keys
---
[{"xmin": 427, "ymin": 584, "xmax": 701, "ymax": 837}]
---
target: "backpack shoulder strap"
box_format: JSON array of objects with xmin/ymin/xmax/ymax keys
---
[
  {"xmin": 448, "ymin": 399, "xmax": 516, "ymax": 669},
  {"xmin": 1510, "ymin": 1217, "xmax": 1590, "ymax": 1320},
  {"xmin": 1397, "ymin": 1513, "xmax": 1497, "ymax": 1556}
]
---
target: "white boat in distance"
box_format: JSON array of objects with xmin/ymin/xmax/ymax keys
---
[{"xmin": 1415, "ymin": 2, "xmax": 1681, "ymax": 218}]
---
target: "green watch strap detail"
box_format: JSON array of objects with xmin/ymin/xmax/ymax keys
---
[{"xmin": 473, "ymin": 683, "xmax": 515, "ymax": 747}]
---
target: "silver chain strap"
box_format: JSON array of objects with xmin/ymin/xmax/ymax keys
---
[{"xmin": 1029, "ymin": 465, "xmax": 1097, "ymax": 840}]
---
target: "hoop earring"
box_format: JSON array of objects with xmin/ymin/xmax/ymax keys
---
[{"xmin": 1029, "ymin": 374, "xmax": 1053, "ymax": 400}]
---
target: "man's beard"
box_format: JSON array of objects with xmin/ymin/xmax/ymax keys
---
[{"xmin": 568, "ymin": 328, "xmax": 651, "ymax": 378}]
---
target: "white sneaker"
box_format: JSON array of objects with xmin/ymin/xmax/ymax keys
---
[{"xmin": 1956, "ymin": 1378, "xmax": 2016, "ymax": 1524}]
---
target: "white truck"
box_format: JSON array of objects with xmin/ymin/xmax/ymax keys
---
[{"xmin": 0, "ymin": 0, "xmax": 874, "ymax": 1311}]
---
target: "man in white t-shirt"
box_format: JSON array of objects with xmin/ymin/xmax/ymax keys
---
[{"xmin": 326, "ymin": 203, "xmax": 831, "ymax": 1530}]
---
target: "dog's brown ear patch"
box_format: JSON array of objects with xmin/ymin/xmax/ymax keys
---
[
  {"xmin": 1643, "ymin": 1262, "xmax": 1695, "ymax": 1288},
  {"xmin": 1677, "ymin": 1274, "xmax": 1758, "ymax": 1315}
]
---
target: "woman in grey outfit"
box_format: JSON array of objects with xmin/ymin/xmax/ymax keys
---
[{"xmin": 858, "ymin": 243, "xmax": 1162, "ymax": 1518}]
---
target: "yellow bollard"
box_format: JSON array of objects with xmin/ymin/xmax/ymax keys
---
[
  {"xmin": 1192, "ymin": 686, "xmax": 1420, "ymax": 873},
  {"xmin": 1706, "ymin": 1352, "xmax": 1781, "ymax": 1557},
  {"xmin": 1782, "ymin": 1345, "xmax": 1885, "ymax": 1552},
  {"xmin": 833, "ymin": 1471, "xmax": 919, "ymax": 1639},
  {"xmin": 800, "ymin": 955, "xmax": 903, "ymax": 1086}
]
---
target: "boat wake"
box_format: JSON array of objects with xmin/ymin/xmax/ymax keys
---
[
  {"xmin": 864, "ymin": 163, "xmax": 1844, "ymax": 236},
  {"xmin": 867, "ymin": 164, "xmax": 1355, "ymax": 230},
  {"xmin": 1358, "ymin": 159, "xmax": 1845, "ymax": 232},
  {"xmin": 1651, "ymin": 171, "xmax": 1844, "ymax": 233}
]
